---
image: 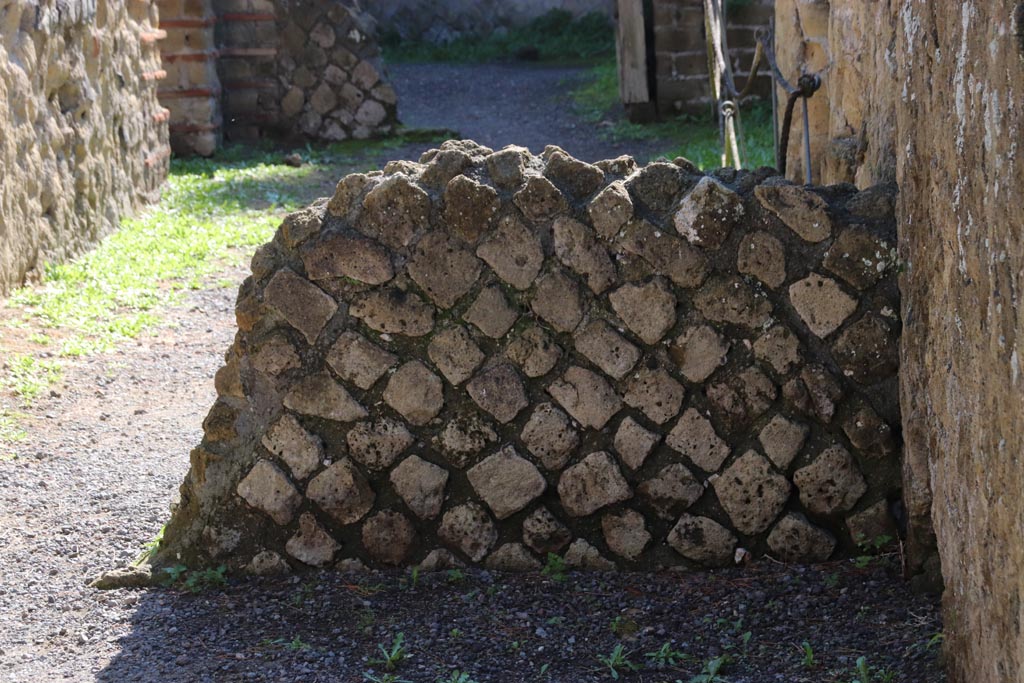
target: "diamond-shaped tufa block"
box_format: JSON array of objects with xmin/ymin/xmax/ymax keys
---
[
  {"xmin": 789, "ymin": 274, "xmax": 859, "ymax": 338},
  {"xmin": 557, "ymin": 451, "xmax": 632, "ymax": 517},
  {"xmin": 407, "ymin": 232, "xmax": 482, "ymax": 308},
  {"xmin": 390, "ymin": 455, "xmax": 449, "ymax": 520},
  {"xmin": 667, "ymin": 514, "xmax": 737, "ymax": 566},
  {"xmin": 547, "ymin": 366, "xmax": 623, "ymax": 430},
  {"xmin": 283, "ymin": 372, "xmax": 368, "ymax": 423},
  {"xmin": 466, "ymin": 363, "xmax": 529, "ymax": 424},
  {"xmin": 608, "ymin": 278, "xmax": 677, "ymax": 345},
  {"xmin": 237, "ymin": 460, "xmax": 303, "ymax": 525},
  {"xmin": 467, "ymin": 446, "xmax": 547, "ymax": 520},
  {"xmin": 350, "ymin": 288, "xmax": 435, "ymax": 337},
  {"xmin": 261, "ymin": 415, "xmax": 322, "ymax": 481},
  {"xmin": 347, "ymin": 417, "xmax": 414, "ymax": 471},
  {"xmin": 613, "ymin": 417, "xmax": 660, "ymax": 470},
  {"xmin": 384, "ymin": 361, "xmax": 445, "ymax": 426},
  {"xmin": 531, "ymin": 270, "xmax": 584, "ymax": 333},
  {"xmin": 520, "ymin": 403, "xmax": 580, "ymax": 470},
  {"xmin": 439, "ymin": 503, "xmax": 498, "ymax": 562},
  {"xmin": 574, "ymin": 319, "xmax": 641, "ymax": 381},
  {"xmin": 428, "ymin": 326, "xmax": 485, "ymax": 385},
  {"xmin": 286, "ymin": 513, "xmax": 340, "ymax": 567},
  {"xmin": 793, "ymin": 445, "xmax": 867, "ymax": 515},
  {"xmin": 306, "ymin": 459, "xmax": 375, "ymax": 526},
  {"xmin": 463, "ymin": 285, "xmax": 519, "ymax": 338},
  {"xmin": 622, "ymin": 366, "xmax": 685, "ymax": 425},
  {"xmin": 263, "ymin": 269, "xmax": 338, "ymax": 344},
  {"xmin": 637, "ymin": 463, "xmax": 703, "ymax": 519},
  {"xmin": 713, "ymin": 451, "xmax": 791, "ymax": 535},
  {"xmin": 476, "ymin": 214, "xmax": 545, "ymax": 290},
  {"xmin": 326, "ymin": 331, "xmax": 397, "ymax": 390},
  {"xmin": 666, "ymin": 408, "xmax": 731, "ymax": 473}
]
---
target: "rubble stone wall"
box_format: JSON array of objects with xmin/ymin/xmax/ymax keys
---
[
  {"xmin": 156, "ymin": 140, "xmax": 903, "ymax": 575},
  {"xmin": 214, "ymin": 0, "xmax": 397, "ymax": 144},
  {"xmin": 371, "ymin": 0, "xmax": 614, "ymax": 43},
  {"xmin": 0, "ymin": 0, "xmax": 170, "ymax": 294},
  {"xmin": 778, "ymin": 1, "xmax": 1024, "ymax": 679}
]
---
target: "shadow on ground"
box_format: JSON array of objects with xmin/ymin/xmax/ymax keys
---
[{"xmin": 97, "ymin": 563, "xmax": 943, "ymax": 683}]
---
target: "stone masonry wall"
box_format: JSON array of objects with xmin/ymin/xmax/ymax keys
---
[
  {"xmin": 0, "ymin": 0, "xmax": 170, "ymax": 294},
  {"xmin": 895, "ymin": 2, "xmax": 1024, "ymax": 682},
  {"xmin": 155, "ymin": 140, "xmax": 903, "ymax": 576},
  {"xmin": 653, "ymin": 0, "xmax": 773, "ymax": 116},
  {"xmin": 370, "ymin": 0, "xmax": 614, "ymax": 43},
  {"xmin": 214, "ymin": 0, "xmax": 397, "ymax": 144},
  {"xmin": 778, "ymin": 1, "xmax": 1024, "ymax": 679}
]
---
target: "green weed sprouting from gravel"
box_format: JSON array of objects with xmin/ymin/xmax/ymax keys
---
[
  {"xmin": 541, "ymin": 552, "xmax": 568, "ymax": 582},
  {"xmin": 437, "ymin": 671, "xmax": 479, "ymax": 683},
  {"xmin": 689, "ymin": 654, "xmax": 730, "ymax": 683},
  {"xmin": 364, "ymin": 673, "xmax": 412, "ymax": 683},
  {"xmin": 371, "ymin": 633, "xmax": 408, "ymax": 671},
  {"xmin": 850, "ymin": 655, "xmax": 896, "ymax": 683},
  {"xmin": 597, "ymin": 643, "xmax": 638, "ymax": 680},
  {"xmin": 645, "ymin": 642, "xmax": 689, "ymax": 667},
  {"xmin": 799, "ymin": 640, "xmax": 815, "ymax": 667},
  {"xmin": 0, "ymin": 408, "xmax": 27, "ymax": 460}
]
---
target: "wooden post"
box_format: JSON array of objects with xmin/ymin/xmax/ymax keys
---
[{"xmin": 616, "ymin": 0, "xmax": 656, "ymax": 122}]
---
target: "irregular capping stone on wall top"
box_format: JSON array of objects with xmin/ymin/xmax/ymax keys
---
[{"xmin": 153, "ymin": 140, "xmax": 903, "ymax": 575}]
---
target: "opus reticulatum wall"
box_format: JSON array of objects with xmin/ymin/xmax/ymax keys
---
[{"xmin": 154, "ymin": 140, "xmax": 902, "ymax": 575}]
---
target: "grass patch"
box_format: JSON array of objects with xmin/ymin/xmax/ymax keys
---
[
  {"xmin": 3, "ymin": 354, "xmax": 63, "ymax": 403},
  {"xmin": 0, "ymin": 408, "xmax": 28, "ymax": 460},
  {"xmin": 571, "ymin": 59, "xmax": 776, "ymax": 169},
  {"xmin": 0, "ymin": 133, "xmax": 442, "ymax": 408},
  {"xmin": 382, "ymin": 9, "xmax": 614, "ymax": 64}
]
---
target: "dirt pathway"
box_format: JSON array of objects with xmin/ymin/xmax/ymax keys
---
[
  {"xmin": 388, "ymin": 63, "xmax": 670, "ymax": 162},
  {"xmin": 0, "ymin": 64, "xmax": 944, "ymax": 682}
]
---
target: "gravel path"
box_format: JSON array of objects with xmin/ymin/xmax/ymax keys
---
[
  {"xmin": 388, "ymin": 63, "xmax": 672, "ymax": 162},
  {"xmin": 0, "ymin": 63, "xmax": 945, "ymax": 682}
]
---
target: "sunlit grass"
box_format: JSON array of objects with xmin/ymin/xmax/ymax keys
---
[
  {"xmin": 0, "ymin": 133, "xmax": 445, "ymax": 419},
  {"xmin": 571, "ymin": 59, "xmax": 775, "ymax": 169},
  {"xmin": 0, "ymin": 408, "xmax": 27, "ymax": 460},
  {"xmin": 5, "ymin": 159, "xmax": 300, "ymax": 357}
]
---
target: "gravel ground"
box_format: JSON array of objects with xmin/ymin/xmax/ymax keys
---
[
  {"xmin": 388, "ymin": 63, "xmax": 672, "ymax": 162},
  {"xmin": 0, "ymin": 63, "xmax": 946, "ymax": 683}
]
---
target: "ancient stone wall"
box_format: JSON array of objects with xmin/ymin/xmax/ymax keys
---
[
  {"xmin": 0, "ymin": 0, "xmax": 170, "ymax": 294},
  {"xmin": 895, "ymin": 2, "xmax": 1024, "ymax": 682},
  {"xmin": 777, "ymin": 1, "xmax": 1024, "ymax": 679},
  {"xmin": 371, "ymin": 0, "xmax": 614, "ymax": 43},
  {"xmin": 155, "ymin": 140, "xmax": 903, "ymax": 575},
  {"xmin": 653, "ymin": 0, "xmax": 773, "ymax": 116},
  {"xmin": 156, "ymin": 0, "xmax": 397, "ymax": 155},
  {"xmin": 215, "ymin": 0, "xmax": 397, "ymax": 143}
]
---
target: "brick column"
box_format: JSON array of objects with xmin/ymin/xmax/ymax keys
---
[{"xmin": 157, "ymin": 0, "xmax": 222, "ymax": 156}]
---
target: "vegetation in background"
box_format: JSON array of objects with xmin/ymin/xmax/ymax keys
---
[
  {"xmin": 0, "ymin": 132, "xmax": 443, "ymax": 449},
  {"xmin": 382, "ymin": 10, "xmax": 614, "ymax": 64},
  {"xmin": 572, "ymin": 58, "xmax": 775, "ymax": 168}
]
